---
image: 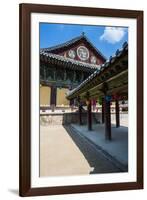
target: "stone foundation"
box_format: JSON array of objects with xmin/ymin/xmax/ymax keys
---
[{"xmin": 40, "ymin": 112, "xmax": 102, "ymax": 126}]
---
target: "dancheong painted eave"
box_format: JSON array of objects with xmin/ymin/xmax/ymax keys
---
[
  {"xmin": 66, "ymin": 42, "xmax": 128, "ymax": 100},
  {"xmin": 40, "ymin": 52, "xmax": 101, "ymax": 73}
]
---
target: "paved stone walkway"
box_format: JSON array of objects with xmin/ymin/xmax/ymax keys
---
[
  {"xmin": 71, "ymin": 124, "xmax": 128, "ymax": 171},
  {"xmin": 40, "ymin": 125, "xmax": 121, "ymax": 177}
]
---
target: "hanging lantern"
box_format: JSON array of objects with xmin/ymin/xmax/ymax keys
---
[{"xmin": 105, "ymin": 95, "xmax": 112, "ymax": 102}]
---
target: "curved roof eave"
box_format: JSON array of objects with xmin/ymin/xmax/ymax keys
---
[{"xmin": 40, "ymin": 52, "xmax": 101, "ymax": 72}]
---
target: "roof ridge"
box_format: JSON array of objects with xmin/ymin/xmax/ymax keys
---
[{"xmin": 40, "ymin": 33, "xmax": 106, "ymax": 60}]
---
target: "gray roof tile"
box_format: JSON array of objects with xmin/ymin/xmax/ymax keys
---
[{"xmin": 40, "ymin": 52, "xmax": 101, "ymax": 72}]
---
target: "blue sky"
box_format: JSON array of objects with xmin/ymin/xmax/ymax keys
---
[{"xmin": 40, "ymin": 23, "xmax": 128, "ymax": 59}]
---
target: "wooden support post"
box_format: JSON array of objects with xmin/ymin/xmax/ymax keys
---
[
  {"xmin": 78, "ymin": 97, "xmax": 82, "ymax": 125},
  {"xmin": 79, "ymin": 104, "xmax": 82, "ymax": 125},
  {"xmin": 115, "ymin": 99, "xmax": 120, "ymax": 127},
  {"xmin": 69, "ymin": 86, "xmax": 73, "ymax": 107},
  {"xmin": 50, "ymin": 86, "xmax": 57, "ymax": 111},
  {"xmin": 87, "ymin": 100, "xmax": 92, "ymax": 131},
  {"xmin": 70, "ymin": 99, "xmax": 74, "ymax": 106},
  {"xmin": 102, "ymin": 98, "xmax": 105, "ymax": 124},
  {"xmin": 70, "ymin": 98, "xmax": 74, "ymax": 111},
  {"xmin": 104, "ymin": 97, "xmax": 111, "ymax": 140}
]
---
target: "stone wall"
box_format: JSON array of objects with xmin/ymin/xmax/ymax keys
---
[{"xmin": 40, "ymin": 112, "xmax": 102, "ymax": 126}]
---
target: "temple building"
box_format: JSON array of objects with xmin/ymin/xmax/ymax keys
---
[
  {"xmin": 67, "ymin": 42, "xmax": 128, "ymax": 140},
  {"xmin": 40, "ymin": 33, "xmax": 106, "ymax": 110},
  {"xmin": 40, "ymin": 32, "xmax": 128, "ymax": 141}
]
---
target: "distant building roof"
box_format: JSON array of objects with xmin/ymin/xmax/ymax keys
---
[{"xmin": 40, "ymin": 34, "xmax": 107, "ymax": 61}]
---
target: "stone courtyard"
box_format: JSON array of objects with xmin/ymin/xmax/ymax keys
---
[{"xmin": 40, "ymin": 124, "xmax": 122, "ymax": 177}]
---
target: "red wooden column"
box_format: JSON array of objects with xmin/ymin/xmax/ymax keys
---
[
  {"xmin": 87, "ymin": 100, "xmax": 92, "ymax": 131},
  {"xmin": 104, "ymin": 97, "xmax": 111, "ymax": 140},
  {"xmin": 69, "ymin": 86, "xmax": 74, "ymax": 108},
  {"xmin": 115, "ymin": 99, "xmax": 120, "ymax": 127},
  {"xmin": 102, "ymin": 98, "xmax": 105, "ymax": 124}
]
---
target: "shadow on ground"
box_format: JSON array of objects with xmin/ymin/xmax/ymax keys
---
[{"xmin": 63, "ymin": 125, "xmax": 122, "ymax": 174}]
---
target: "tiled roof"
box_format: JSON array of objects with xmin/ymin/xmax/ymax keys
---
[
  {"xmin": 67, "ymin": 42, "xmax": 128, "ymax": 98},
  {"xmin": 40, "ymin": 52, "xmax": 101, "ymax": 72},
  {"xmin": 41, "ymin": 35, "xmax": 83, "ymax": 52},
  {"xmin": 40, "ymin": 34, "xmax": 107, "ymax": 61}
]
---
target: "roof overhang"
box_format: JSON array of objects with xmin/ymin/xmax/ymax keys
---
[{"xmin": 40, "ymin": 52, "xmax": 100, "ymax": 73}]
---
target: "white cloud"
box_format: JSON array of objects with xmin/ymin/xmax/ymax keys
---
[{"xmin": 100, "ymin": 27, "xmax": 126, "ymax": 44}]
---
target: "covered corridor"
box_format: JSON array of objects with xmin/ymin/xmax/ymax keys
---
[{"xmin": 66, "ymin": 42, "xmax": 128, "ymax": 141}]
